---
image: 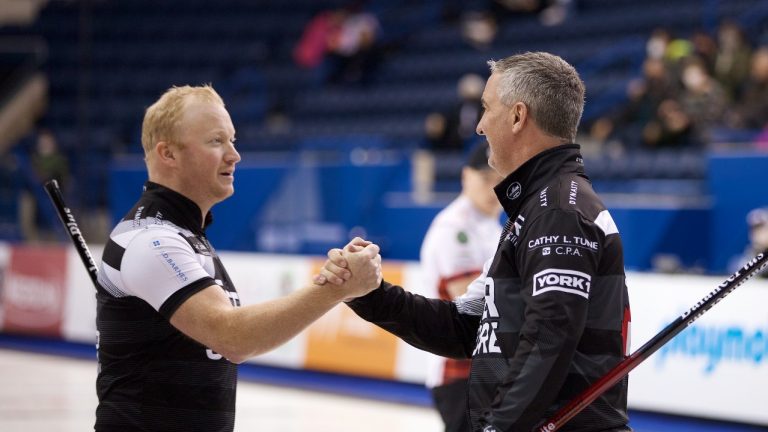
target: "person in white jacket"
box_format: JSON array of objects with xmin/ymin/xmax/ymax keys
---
[{"xmin": 420, "ymin": 141, "xmax": 502, "ymax": 432}]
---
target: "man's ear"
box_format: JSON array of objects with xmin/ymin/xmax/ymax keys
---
[
  {"xmin": 154, "ymin": 141, "xmax": 177, "ymax": 166},
  {"xmin": 510, "ymin": 102, "xmax": 527, "ymax": 133}
]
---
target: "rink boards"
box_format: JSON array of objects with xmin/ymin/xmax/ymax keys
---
[{"xmin": 0, "ymin": 242, "xmax": 765, "ymax": 425}]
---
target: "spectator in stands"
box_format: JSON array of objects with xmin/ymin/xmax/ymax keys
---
[
  {"xmin": 589, "ymin": 57, "xmax": 679, "ymax": 149},
  {"xmin": 727, "ymin": 46, "xmax": 768, "ymax": 130},
  {"xmin": 414, "ymin": 73, "xmax": 486, "ymax": 202},
  {"xmin": 325, "ymin": 3, "xmax": 382, "ymax": 85},
  {"xmin": 425, "ymin": 73, "xmax": 486, "ymax": 153},
  {"xmin": 642, "ymin": 98, "xmax": 694, "ymax": 148},
  {"xmin": 538, "ymin": 0, "xmax": 574, "ymax": 26},
  {"xmin": 461, "ymin": 11, "xmax": 498, "ymax": 50},
  {"xmin": 19, "ymin": 128, "xmax": 70, "ymax": 242},
  {"xmin": 419, "ymin": 141, "xmax": 502, "ymax": 432},
  {"xmin": 677, "ymin": 57, "xmax": 727, "ymax": 145},
  {"xmin": 293, "ymin": 8, "xmax": 348, "ymax": 69},
  {"xmin": 30, "ymin": 129, "xmax": 69, "ymax": 188},
  {"xmin": 714, "ymin": 20, "xmax": 752, "ymax": 102},
  {"xmin": 458, "ymin": 1, "xmax": 574, "ymax": 50},
  {"xmin": 589, "ymin": 28, "xmax": 719, "ymax": 150},
  {"xmin": 729, "ymin": 207, "xmax": 768, "ymax": 278},
  {"xmin": 661, "ymin": 31, "xmax": 698, "ymax": 83},
  {"xmin": 487, "ymin": 0, "xmax": 574, "ymax": 26},
  {"xmin": 690, "ymin": 29, "xmax": 719, "ymax": 73},
  {"xmin": 646, "ymin": 28, "xmax": 672, "ymax": 61}
]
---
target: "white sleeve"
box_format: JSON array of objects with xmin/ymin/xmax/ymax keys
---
[
  {"xmin": 420, "ymin": 221, "xmax": 484, "ymax": 297},
  {"xmin": 419, "ymin": 223, "xmax": 445, "ymax": 298},
  {"xmin": 120, "ymin": 228, "xmax": 213, "ymax": 311},
  {"xmin": 457, "ymin": 256, "xmax": 493, "ymax": 303}
]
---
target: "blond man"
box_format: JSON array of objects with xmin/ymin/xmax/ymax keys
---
[{"xmin": 96, "ymin": 85, "xmax": 381, "ymax": 431}]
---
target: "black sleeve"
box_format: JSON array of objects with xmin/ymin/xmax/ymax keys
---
[
  {"xmin": 488, "ymin": 209, "xmax": 600, "ymax": 431},
  {"xmin": 346, "ymin": 281, "xmax": 480, "ymax": 359},
  {"xmin": 159, "ymin": 276, "xmax": 216, "ymax": 320}
]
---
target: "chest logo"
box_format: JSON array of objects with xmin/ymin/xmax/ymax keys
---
[
  {"xmin": 457, "ymin": 231, "xmax": 469, "ymax": 244},
  {"xmin": 532, "ymin": 268, "xmax": 591, "ymax": 299},
  {"xmin": 182, "ymin": 235, "xmax": 212, "ymax": 256},
  {"xmin": 473, "ymin": 278, "xmax": 502, "ymax": 355},
  {"xmin": 504, "ymin": 214, "xmax": 526, "ymax": 246}
]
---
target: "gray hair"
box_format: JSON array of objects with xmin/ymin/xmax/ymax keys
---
[{"xmin": 488, "ymin": 52, "xmax": 585, "ymax": 142}]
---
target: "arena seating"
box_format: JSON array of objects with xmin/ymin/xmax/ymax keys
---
[
  {"xmin": 1, "ymin": 0, "xmax": 766, "ymax": 263},
  {"xmin": 10, "ymin": 0, "xmax": 763, "ymax": 165}
]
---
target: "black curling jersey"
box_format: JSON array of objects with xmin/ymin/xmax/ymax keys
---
[
  {"xmin": 348, "ymin": 145, "xmax": 632, "ymax": 431},
  {"xmin": 95, "ymin": 182, "xmax": 240, "ymax": 432}
]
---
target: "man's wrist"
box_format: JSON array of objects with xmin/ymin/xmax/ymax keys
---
[
  {"xmin": 343, "ymin": 279, "xmax": 386, "ymax": 305},
  {"xmin": 310, "ymin": 282, "xmax": 349, "ymax": 305}
]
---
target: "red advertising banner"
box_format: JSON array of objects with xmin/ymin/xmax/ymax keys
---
[{"xmin": 1, "ymin": 244, "xmax": 68, "ymax": 336}]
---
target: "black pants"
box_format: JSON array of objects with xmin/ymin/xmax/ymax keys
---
[{"xmin": 431, "ymin": 379, "xmax": 470, "ymax": 432}]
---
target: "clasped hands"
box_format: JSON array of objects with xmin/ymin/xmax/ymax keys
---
[{"xmin": 314, "ymin": 237, "xmax": 382, "ymax": 301}]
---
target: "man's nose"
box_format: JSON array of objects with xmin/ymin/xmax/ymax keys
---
[{"xmin": 227, "ymin": 145, "xmax": 241, "ymax": 163}]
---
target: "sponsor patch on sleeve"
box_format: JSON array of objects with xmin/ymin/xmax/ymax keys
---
[{"xmin": 532, "ymin": 268, "xmax": 591, "ymax": 299}]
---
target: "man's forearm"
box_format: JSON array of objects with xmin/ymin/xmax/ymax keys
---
[
  {"xmin": 346, "ymin": 281, "xmax": 479, "ymax": 359},
  {"xmin": 222, "ymin": 283, "xmax": 347, "ymax": 362}
]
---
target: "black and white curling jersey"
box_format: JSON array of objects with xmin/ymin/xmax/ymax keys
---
[
  {"xmin": 348, "ymin": 145, "xmax": 632, "ymax": 431},
  {"xmin": 96, "ymin": 181, "xmax": 240, "ymax": 432}
]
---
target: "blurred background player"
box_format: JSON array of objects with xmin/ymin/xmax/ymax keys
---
[
  {"xmin": 729, "ymin": 206, "xmax": 768, "ymax": 277},
  {"xmin": 420, "ymin": 140, "xmax": 502, "ymax": 432}
]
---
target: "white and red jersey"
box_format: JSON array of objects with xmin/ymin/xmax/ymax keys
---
[{"xmin": 420, "ymin": 195, "xmax": 501, "ymax": 388}]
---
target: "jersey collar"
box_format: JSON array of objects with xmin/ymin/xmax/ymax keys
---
[
  {"xmin": 143, "ymin": 181, "xmax": 213, "ymax": 233},
  {"xmin": 493, "ymin": 144, "xmax": 585, "ymax": 218}
]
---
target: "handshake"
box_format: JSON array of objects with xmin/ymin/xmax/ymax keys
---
[{"xmin": 314, "ymin": 237, "xmax": 383, "ymax": 302}]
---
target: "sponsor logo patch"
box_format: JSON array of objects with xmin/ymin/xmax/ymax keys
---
[
  {"xmin": 159, "ymin": 251, "xmax": 188, "ymax": 283},
  {"xmin": 504, "ymin": 214, "xmax": 526, "ymax": 245},
  {"xmin": 506, "ymin": 182, "xmax": 522, "ymax": 200},
  {"xmin": 568, "ymin": 180, "xmax": 579, "ymax": 205},
  {"xmin": 532, "ymin": 268, "xmax": 591, "ymax": 299},
  {"xmin": 182, "ymin": 235, "xmax": 211, "ymax": 256},
  {"xmin": 539, "ymin": 187, "xmax": 548, "ymax": 207},
  {"xmin": 473, "ymin": 278, "xmax": 502, "ymax": 355},
  {"xmin": 133, "ymin": 206, "xmax": 144, "ymax": 227},
  {"xmin": 527, "ymin": 235, "xmax": 599, "ymax": 253},
  {"xmin": 457, "ymin": 230, "xmax": 468, "ymax": 244}
]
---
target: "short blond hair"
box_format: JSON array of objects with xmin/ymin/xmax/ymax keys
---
[{"xmin": 141, "ymin": 84, "xmax": 224, "ymax": 156}]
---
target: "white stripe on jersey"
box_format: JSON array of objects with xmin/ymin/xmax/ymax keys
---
[
  {"xmin": 100, "ymin": 217, "xmax": 215, "ymax": 312},
  {"xmin": 98, "ymin": 263, "xmax": 128, "ymax": 297},
  {"xmin": 454, "ymin": 257, "xmax": 493, "ymax": 316},
  {"xmin": 594, "ymin": 209, "xmax": 619, "ymax": 236}
]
